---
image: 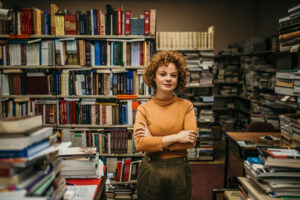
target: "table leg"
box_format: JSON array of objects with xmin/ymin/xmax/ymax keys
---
[{"xmin": 224, "ymin": 134, "xmax": 229, "ymax": 188}]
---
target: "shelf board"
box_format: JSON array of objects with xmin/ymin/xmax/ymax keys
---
[
  {"xmin": 0, "ymin": 34, "xmax": 155, "ymax": 39},
  {"xmin": 2, "ymin": 95, "xmax": 151, "ymax": 99},
  {"xmin": 56, "ymin": 35, "xmax": 155, "ymax": 39},
  {"xmin": 59, "ymin": 95, "xmax": 116, "ymax": 99},
  {"xmin": 186, "ymin": 84, "xmax": 214, "ymax": 88},
  {"xmin": 214, "ymin": 81, "xmax": 242, "ymax": 85},
  {"xmin": 214, "ymin": 95, "xmax": 238, "ymax": 98},
  {"xmin": 192, "ymin": 102, "xmax": 214, "ymax": 106},
  {"xmin": 2, "ymin": 95, "xmax": 57, "ymax": 98},
  {"xmin": 0, "ymin": 65, "xmax": 56, "ymax": 69},
  {"xmin": 212, "ymin": 107, "xmax": 236, "ymax": 111},
  {"xmin": 157, "ymin": 48, "xmax": 214, "ymax": 51},
  {"xmin": 57, "ymin": 124, "xmax": 134, "ymax": 128},
  {"xmin": 0, "ymin": 65, "xmax": 146, "ymax": 69},
  {"xmin": 110, "ymin": 180, "xmax": 137, "ymax": 185},
  {"xmin": 99, "ymin": 153, "xmax": 144, "ymax": 157}
]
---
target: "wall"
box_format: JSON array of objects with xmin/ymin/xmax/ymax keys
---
[{"xmin": 3, "ymin": 0, "xmax": 299, "ymax": 52}]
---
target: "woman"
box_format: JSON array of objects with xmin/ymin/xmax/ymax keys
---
[{"xmin": 134, "ymin": 51, "xmax": 198, "ymax": 200}]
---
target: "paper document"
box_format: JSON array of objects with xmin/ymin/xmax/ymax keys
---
[{"xmin": 65, "ymin": 185, "xmax": 97, "ymax": 200}]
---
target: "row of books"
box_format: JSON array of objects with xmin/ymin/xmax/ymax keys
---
[
  {"xmin": 1, "ymin": 40, "xmax": 154, "ymax": 67},
  {"xmin": 0, "ymin": 115, "xmax": 66, "ymax": 199},
  {"xmin": 1, "ymin": 69, "xmax": 154, "ymax": 96},
  {"xmin": 60, "ymin": 128, "xmax": 137, "ymax": 155},
  {"xmin": 3, "ymin": 4, "xmax": 156, "ymax": 36},
  {"xmin": 2, "ymin": 98, "xmax": 143, "ymax": 126},
  {"xmin": 278, "ymin": 4, "xmax": 300, "ymax": 51},
  {"xmin": 156, "ymin": 26, "xmax": 215, "ymax": 50}
]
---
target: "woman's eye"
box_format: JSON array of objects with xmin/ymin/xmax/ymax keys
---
[{"xmin": 171, "ymin": 75, "xmax": 177, "ymax": 78}]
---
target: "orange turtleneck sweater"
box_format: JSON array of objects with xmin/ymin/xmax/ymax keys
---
[{"xmin": 133, "ymin": 96, "xmax": 197, "ymax": 159}]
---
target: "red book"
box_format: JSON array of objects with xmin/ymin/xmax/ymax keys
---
[
  {"xmin": 122, "ymin": 158, "xmax": 131, "ymax": 182},
  {"xmin": 140, "ymin": 42, "xmax": 144, "ymax": 66},
  {"xmin": 144, "ymin": 10, "xmax": 150, "ymax": 35},
  {"xmin": 71, "ymin": 14, "xmax": 76, "ymax": 35},
  {"xmin": 28, "ymin": 8, "xmax": 32, "ymax": 35},
  {"xmin": 21, "ymin": 9, "xmax": 26, "ymax": 34},
  {"xmin": 96, "ymin": 10, "xmax": 100, "ymax": 35},
  {"xmin": 115, "ymin": 161, "xmax": 122, "ymax": 181},
  {"xmin": 124, "ymin": 11, "xmax": 131, "ymax": 35},
  {"xmin": 117, "ymin": 9, "xmax": 122, "ymax": 35},
  {"xmin": 0, "ymin": 167, "xmax": 15, "ymax": 177},
  {"xmin": 60, "ymin": 100, "xmax": 67, "ymax": 124}
]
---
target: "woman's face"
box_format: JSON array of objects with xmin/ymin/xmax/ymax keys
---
[{"xmin": 154, "ymin": 62, "xmax": 178, "ymax": 95}]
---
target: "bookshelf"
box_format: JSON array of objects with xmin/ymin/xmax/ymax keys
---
[
  {"xmin": 156, "ymin": 28, "xmax": 216, "ymax": 161},
  {"xmin": 213, "ymin": 49, "xmax": 245, "ymax": 132},
  {"xmin": 0, "ymin": 4, "xmax": 158, "ymax": 199}
]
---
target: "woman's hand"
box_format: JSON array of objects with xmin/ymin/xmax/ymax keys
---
[
  {"xmin": 134, "ymin": 121, "xmax": 152, "ymax": 137},
  {"xmin": 176, "ymin": 130, "xmax": 197, "ymax": 144}
]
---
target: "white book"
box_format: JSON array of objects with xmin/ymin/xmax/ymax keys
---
[
  {"xmin": 41, "ymin": 41, "xmax": 49, "ymax": 66},
  {"xmin": 0, "ymin": 127, "xmax": 53, "ymax": 150},
  {"xmin": 0, "ymin": 115, "xmax": 43, "ymax": 134},
  {"xmin": 91, "ymin": 43, "xmax": 95, "ymax": 66},
  {"xmin": 127, "ymin": 100, "xmax": 133, "ymax": 125},
  {"xmin": 1, "ymin": 74, "xmax": 9, "ymax": 95}
]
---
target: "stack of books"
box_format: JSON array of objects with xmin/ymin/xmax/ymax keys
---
[
  {"xmin": 280, "ymin": 113, "xmax": 300, "ymax": 146},
  {"xmin": 278, "ymin": 4, "xmax": 300, "ymax": 52},
  {"xmin": 0, "ymin": 115, "xmax": 66, "ymax": 199},
  {"xmin": 58, "ymin": 147, "xmax": 104, "ymax": 179},
  {"xmin": 198, "ymin": 109, "xmax": 214, "ymax": 123},
  {"xmin": 241, "ymin": 146, "xmax": 300, "ymax": 198}
]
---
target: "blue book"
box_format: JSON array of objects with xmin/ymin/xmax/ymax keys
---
[
  {"xmin": 94, "ymin": 41, "xmax": 100, "ymax": 66},
  {"xmin": 79, "ymin": 12, "xmax": 85, "ymax": 35},
  {"xmin": 92, "ymin": 9, "xmax": 97, "ymax": 35},
  {"xmin": 66, "ymin": 101, "xmax": 70, "ymax": 124},
  {"xmin": 0, "ymin": 139, "xmax": 50, "ymax": 158},
  {"xmin": 45, "ymin": 10, "xmax": 49, "ymax": 34},
  {"xmin": 247, "ymin": 157, "xmax": 263, "ymax": 165},
  {"xmin": 130, "ymin": 70, "xmax": 133, "ymax": 95},
  {"xmin": 6, "ymin": 40, "xmax": 28, "ymax": 44}
]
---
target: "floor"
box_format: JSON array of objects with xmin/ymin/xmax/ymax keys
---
[{"xmin": 190, "ymin": 138, "xmax": 243, "ymax": 200}]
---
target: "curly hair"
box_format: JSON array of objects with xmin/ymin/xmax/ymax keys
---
[{"xmin": 144, "ymin": 51, "xmax": 188, "ymax": 93}]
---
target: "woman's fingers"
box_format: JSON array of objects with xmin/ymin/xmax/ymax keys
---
[{"xmin": 139, "ymin": 121, "xmax": 147, "ymax": 128}]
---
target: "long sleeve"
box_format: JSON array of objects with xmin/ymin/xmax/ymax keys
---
[
  {"xmin": 168, "ymin": 103, "xmax": 197, "ymax": 151},
  {"xmin": 133, "ymin": 105, "xmax": 163, "ymax": 153}
]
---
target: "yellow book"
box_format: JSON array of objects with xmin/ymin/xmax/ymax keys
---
[
  {"xmin": 55, "ymin": 13, "xmax": 65, "ymax": 36},
  {"xmin": 276, "ymin": 79, "xmax": 293, "ymax": 88},
  {"xmin": 50, "ymin": 4, "xmax": 59, "ymax": 35}
]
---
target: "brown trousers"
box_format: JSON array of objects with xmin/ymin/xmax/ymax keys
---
[{"xmin": 137, "ymin": 154, "xmax": 192, "ymax": 200}]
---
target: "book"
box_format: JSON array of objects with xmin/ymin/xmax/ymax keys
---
[
  {"xmin": 0, "ymin": 127, "xmax": 53, "ymax": 150},
  {"xmin": 0, "ymin": 138, "xmax": 50, "ymax": 158},
  {"xmin": 0, "ymin": 115, "xmax": 42, "ymax": 134}
]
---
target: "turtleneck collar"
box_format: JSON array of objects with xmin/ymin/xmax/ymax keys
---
[{"xmin": 152, "ymin": 95, "xmax": 177, "ymax": 106}]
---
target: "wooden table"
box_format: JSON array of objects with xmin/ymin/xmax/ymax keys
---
[{"xmin": 224, "ymin": 132, "xmax": 280, "ymax": 187}]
